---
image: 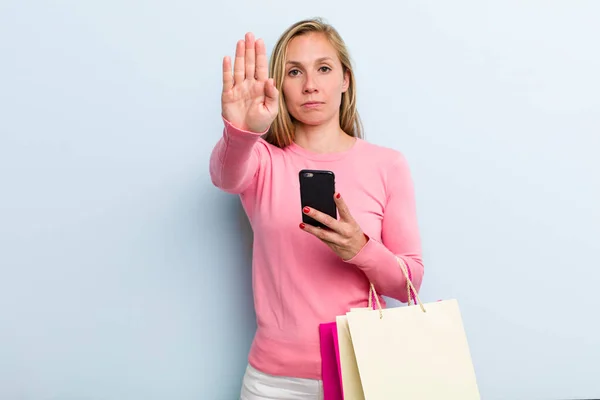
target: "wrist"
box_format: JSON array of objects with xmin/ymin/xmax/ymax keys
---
[
  {"xmin": 344, "ymin": 233, "xmax": 369, "ymax": 261},
  {"xmin": 358, "ymin": 232, "xmax": 369, "ymax": 249}
]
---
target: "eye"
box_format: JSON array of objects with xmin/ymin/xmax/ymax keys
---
[
  {"xmin": 288, "ymin": 69, "xmax": 301, "ymax": 77},
  {"xmin": 319, "ymin": 66, "xmax": 332, "ymax": 72}
]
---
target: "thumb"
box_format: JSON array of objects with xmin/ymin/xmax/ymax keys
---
[{"xmin": 264, "ymin": 78, "xmax": 279, "ymax": 110}]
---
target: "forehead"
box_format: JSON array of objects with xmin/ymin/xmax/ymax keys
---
[{"xmin": 285, "ymin": 32, "xmax": 339, "ymax": 64}]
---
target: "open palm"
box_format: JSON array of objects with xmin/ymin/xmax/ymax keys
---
[{"xmin": 221, "ymin": 33, "xmax": 279, "ymax": 133}]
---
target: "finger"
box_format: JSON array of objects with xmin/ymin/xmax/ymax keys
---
[
  {"xmin": 334, "ymin": 192, "xmax": 356, "ymax": 223},
  {"xmin": 264, "ymin": 78, "xmax": 279, "ymax": 109},
  {"xmin": 233, "ymin": 39, "xmax": 245, "ymax": 86},
  {"xmin": 255, "ymin": 38, "xmax": 268, "ymax": 81},
  {"xmin": 299, "ymin": 222, "xmax": 338, "ymax": 244},
  {"xmin": 244, "ymin": 32, "xmax": 256, "ymax": 81},
  {"xmin": 302, "ymin": 206, "xmax": 339, "ymax": 231},
  {"xmin": 222, "ymin": 56, "xmax": 233, "ymax": 93}
]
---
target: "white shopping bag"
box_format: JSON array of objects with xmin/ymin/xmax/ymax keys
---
[{"xmin": 340, "ymin": 257, "xmax": 481, "ymax": 399}]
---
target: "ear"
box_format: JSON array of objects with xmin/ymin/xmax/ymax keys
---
[{"xmin": 342, "ymin": 68, "xmax": 350, "ymax": 93}]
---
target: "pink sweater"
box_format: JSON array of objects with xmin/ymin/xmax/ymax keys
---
[{"xmin": 209, "ymin": 118, "xmax": 424, "ymax": 380}]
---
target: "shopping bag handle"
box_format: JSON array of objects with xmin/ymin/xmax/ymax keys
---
[{"xmin": 368, "ymin": 257, "xmax": 427, "ymax": 318}]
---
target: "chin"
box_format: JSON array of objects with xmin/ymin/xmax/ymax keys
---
[
  {"xmin": 297, "ymin": 117, "xmax": 327, "ymax": 126},
  {"xmin": 291, "ymin": 110, "xmax": 335, "ymax": 126}
]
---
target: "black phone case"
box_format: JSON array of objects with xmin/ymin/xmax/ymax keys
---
[{"xmin": 299, "ymin": 169, "xmax": 337, "ymax": 228}]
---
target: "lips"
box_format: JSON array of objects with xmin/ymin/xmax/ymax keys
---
[{"xmin": 302, "ymin": 101, "xmax": 324, "ymax": 107}]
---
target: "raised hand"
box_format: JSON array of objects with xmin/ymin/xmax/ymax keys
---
[{"xmin": 221, "ymin": 33, "xmax": 279, "ymax": 133}]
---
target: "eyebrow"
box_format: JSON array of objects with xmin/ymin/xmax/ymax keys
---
[{"xmin": 285, "ymin": 57, "xmax": 334, "ymax": 66}]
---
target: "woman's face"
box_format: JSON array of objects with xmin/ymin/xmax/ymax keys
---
[{"xmin": 282, "ymin": 32, "xmax": 349, "ymax": 127}]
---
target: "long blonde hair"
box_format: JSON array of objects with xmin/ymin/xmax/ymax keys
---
[{"xmin": 264, "ymin": 17, "xmax": 364, "ymax": 148}]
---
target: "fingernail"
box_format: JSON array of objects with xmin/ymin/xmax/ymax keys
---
[
  {"xmin": 335, "ymin": 193, "xmax": 341, "ymax": 199},
  {"xmin": 299, "ymin": 223, "xmax": 305, "ymax": 229},
  {"xmin": 303, "ymin": 207, "xmax": 310, "ymax": 213}
]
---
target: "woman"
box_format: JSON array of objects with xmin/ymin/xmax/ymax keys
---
[{"xmin": 210, "ymin": 17, "xmax": 424, "ymax": 399}]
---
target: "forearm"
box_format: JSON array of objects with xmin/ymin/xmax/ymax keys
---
[{"xmin": 209, "ymin": 117, "xmax": 266, "ymax": 194}]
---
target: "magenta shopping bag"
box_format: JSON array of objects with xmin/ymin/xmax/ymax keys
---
[
  {"xmin": 319, "ymin": 287, "xmax": 382, "ymax": 400},
  {"xmin": 318, "ymin": 264, "xmax": 418, "ymax": 399},
  {"xmin": 319, "ymin": 321, "xmax": 344, "ymax": 400}
]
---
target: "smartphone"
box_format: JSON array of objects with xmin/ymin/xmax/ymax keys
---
[{"xmin": 299, "ymin": 169, "xmax": 337, "ymax": 228}]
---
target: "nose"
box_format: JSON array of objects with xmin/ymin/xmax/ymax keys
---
[{"xmin": 303, "ymin": 73, "xmax": 318, "ymax": 94}]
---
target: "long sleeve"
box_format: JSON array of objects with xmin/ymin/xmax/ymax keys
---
[
  {"xmin": 344, "ymin": 152, "xmax": 424, "ymax": 303},
  {"xmin": 209, "ymin": 117, "xmax": 267, "ymax": 194}
]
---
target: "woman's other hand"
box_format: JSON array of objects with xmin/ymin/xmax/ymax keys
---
[{"xmin": 299, "ymin": 193, "xmax": 368, "ymax": 261}]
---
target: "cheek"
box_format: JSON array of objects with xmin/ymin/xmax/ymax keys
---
[
  {"xmin": 323, "ymin": 77, "xmax": 344, "ymax": 93},
  {"xmin": 324, "ymin": 81, "xmax": 344, "ymax": 100}
]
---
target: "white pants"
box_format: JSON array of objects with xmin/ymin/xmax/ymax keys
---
[{"xmin": 240, "ymin": 364, "xmax": 324, "ymax": 400}]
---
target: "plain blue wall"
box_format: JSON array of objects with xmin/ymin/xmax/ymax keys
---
[{"xmin": 1, "ymin": 1, "xmax": 599, "ymax": 399}]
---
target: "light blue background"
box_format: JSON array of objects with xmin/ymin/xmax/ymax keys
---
[{"xmin": 1, "ymin": 1, "xmax": 599, "ymax": 399}]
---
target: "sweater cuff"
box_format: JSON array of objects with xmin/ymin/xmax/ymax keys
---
[
  {"xmin": 343, "ymin": 235, "xmax": 391, "ymax": 271},
  {"xmin": 222, "ymin": 116, "xmax": 269, "ymax": 137}
]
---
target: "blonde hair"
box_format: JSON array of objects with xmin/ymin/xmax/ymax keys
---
[{"xmin": 264, "ymin": 17, "xmax": 364, "ymax": 148}]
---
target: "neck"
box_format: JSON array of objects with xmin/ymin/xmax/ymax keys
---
[{"xmin": 293, "ymin": 118, "xmax": 355, "ymax": 154}]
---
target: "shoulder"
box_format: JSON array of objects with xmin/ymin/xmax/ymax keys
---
[
  {"xmin": 356, "ymin": 139, "xmax": 411, "ymax": 172},
  {"xmin": 355, "ymin": 139, "xmax": 415, "ymax": 197}
]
